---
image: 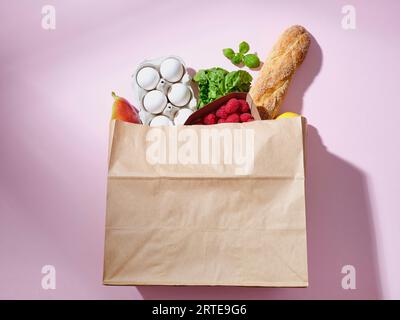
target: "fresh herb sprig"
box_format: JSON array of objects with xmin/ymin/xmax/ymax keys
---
[{"xmin": 223, "ymin": 41, "xmax": 260, "ymax": 69}]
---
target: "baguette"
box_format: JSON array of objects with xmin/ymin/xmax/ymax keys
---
[{"xmin": 249, "ymin": 25, "xmax": 311, "ymax": 119}]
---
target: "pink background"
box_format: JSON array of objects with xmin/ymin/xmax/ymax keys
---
[{"xmin": 1, "ymin": 0, "xmax": 399, "ymax": 299}]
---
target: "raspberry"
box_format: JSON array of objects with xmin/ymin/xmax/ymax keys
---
[
  {"xmin": 216, "ymin": 105, "xmax": 228, "ymax": 119},
  {"xmin": 225, "ymin": 113, "xmax": 240, "ymax": 123},
  {"xmin": 225, "ymin": 98, "xmax": 240, "ymax": 114},
  {"xmin": 218, "ymin": 118, "xmax": 226, "ymax": 124},
  {"xmin": 239, "ymin": 99, "xmax": 250, "ymax": 113},
  {"xmin": 240, "ymin": 113, "xmax": 254, "ymax": 122},
  {"xmin": 203, "ymin": 113, "xmax": 216, "ymax": 125}
]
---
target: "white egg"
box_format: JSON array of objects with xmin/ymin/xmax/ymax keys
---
[
  {"xmin": 174, "ymin": 108, "xmax": 193, "ymax": 125},
  {"xmin": 160, "ymin": 58, "xmax": 184, "ymax": 83},
  {"xmin": 143, "ymin": 90, "xmax": 167, "ymax": 114},
  {"xmin": 136, "ymin": 67, "xmax": 160, "ymax": 90},
  {"xmin": 150, "ymin": 115, "xmax": 173, "ymax": 126},
  {"xmin": 168, "ymin": 83, "xmax": 191, "ymax": 107}
]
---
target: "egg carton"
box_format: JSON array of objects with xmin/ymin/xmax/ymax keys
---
[{"xmin": 132, "ymin": 55, "xmax": 197, "ymax": 126}]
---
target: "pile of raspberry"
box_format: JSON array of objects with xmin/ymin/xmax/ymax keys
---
[{"xmin": 203, "ymin": 98, "xmax": 255, "ymax": 125}]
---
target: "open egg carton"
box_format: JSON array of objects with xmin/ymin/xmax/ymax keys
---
[{"xmin": 132, "ymin": 55, "xmax": 197, "ymax": 126}]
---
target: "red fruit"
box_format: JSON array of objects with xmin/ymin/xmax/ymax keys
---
[
  {"xmin": 225, "ymin": 113, "xmax": 240, "ymax": 123},
  {"xmin": 225, "ymin": 98, "xmax": 240, "ymax": 114},
  {"xmin": 203, "ymin": 113, "xmax": 217, "ymax": 125},
  {"xmin": 216, "ymin": 105, "xmax": 228, "ymax": 119},
  {"xmin": 111, "ymin": 92, "xmax": 141, "ymax": 124},
  {"xmin": 218, "ymin": 118, "xmax": 226, "ymax": 124},
  {"xmin": 240, "ymin": 113, "xmax": 254, "ymax": 122},
  {"xmin": 239, "ymin": 99, "xmax": 250, "ymax": 113}
]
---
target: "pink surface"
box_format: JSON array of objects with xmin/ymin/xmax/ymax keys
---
[{"xmin": 1, "ymin": 0, "xmax": 399, "ymax": 299}]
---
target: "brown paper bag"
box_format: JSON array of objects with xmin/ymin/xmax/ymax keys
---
[{"xmin": 103, "ymin": 117, "xmax": 308, "ymax": 287}]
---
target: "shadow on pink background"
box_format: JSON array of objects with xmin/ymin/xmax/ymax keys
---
[
  {"xmin": 136, "ymin": 125, "xmax": 381, "ymax": 299},
  {"xmin": 136, "ymin": 37, "xmax": 382, "ymax": 299}
]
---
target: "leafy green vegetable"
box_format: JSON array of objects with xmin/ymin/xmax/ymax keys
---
[
  {"xmin": 193, "ymin": 68, "xmax": 228, "ymax": 107},
  {"xmin": 223, "ymin": 48, "xmax": 235, "ymax": 59},
  {"xmin": 239, "ymin": 41, "xmax": 250, "ymax": 54},
  {"xmin": 193, "ymin": 69, "xmax": 210, "ymax": 106},
  {"xmin": 243, "ymin": 54, "xmax": 260, "ymax": 68},
  {"xmin": 225, "ymin": 70, "xmax": 253, "ymax": 92},
  {"xmin": 193, "ymin": 68, "xmax": 252, "ymax": 107}
]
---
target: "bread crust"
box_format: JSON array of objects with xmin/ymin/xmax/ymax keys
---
[{"xmin": 249, "ymin": 25, "xmax": 311, "ymax": 119}]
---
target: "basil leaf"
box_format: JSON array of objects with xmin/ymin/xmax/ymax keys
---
[
  {"xmin": 239, "ymin": 41, "xmax": 250, "ymax": 54},
  {"xmin": 223, "ymin": 48, "xmax": 235, "ymax": 60},
  {"xmin": 231, "ymin": 53, "xmax": 242, "ymax": 65},
  {"xmin": 243, "ymin": 54, "xmax": 260, "ymax": 68}
]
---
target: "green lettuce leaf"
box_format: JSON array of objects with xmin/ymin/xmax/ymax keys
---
[{"xmin": 193, "ymin": 68, "xmax": 252, "ymax": 108}]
